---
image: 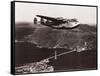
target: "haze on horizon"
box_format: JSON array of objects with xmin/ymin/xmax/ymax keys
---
[{"xmin": 15, "ymin": 2, "xmax": 97, "ymax": 25}]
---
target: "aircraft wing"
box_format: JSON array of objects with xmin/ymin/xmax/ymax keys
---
[{"xmin": 36, "ymin": 15, "xmax": 64, "ymax": 23}]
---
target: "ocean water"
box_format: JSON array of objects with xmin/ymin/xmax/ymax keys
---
[{"xmin": 15, "ymin": 23, "xmax": 97, "ymax": 73}]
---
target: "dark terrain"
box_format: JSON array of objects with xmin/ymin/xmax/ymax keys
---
[{"xmin": 15, "ymin": 22, "xmax": 97, "ymax": 71}]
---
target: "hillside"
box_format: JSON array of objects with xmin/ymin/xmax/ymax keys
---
[
  {"xmin": 21, "ymin": 23, "xmax": 97, "ymax": 50},
  {"xmin": 15, "ymin": 23, "xmax": 97, "ymax": 74}
]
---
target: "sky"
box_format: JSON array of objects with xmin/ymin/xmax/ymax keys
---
[{"xmin": 15, "ymin": 2, "xmax": 97, "ymax": 25}]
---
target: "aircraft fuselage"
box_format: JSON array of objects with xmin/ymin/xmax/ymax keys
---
[{"xmin": 36, "ymin": 15, "xmax": 80, "ymax": 29}]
